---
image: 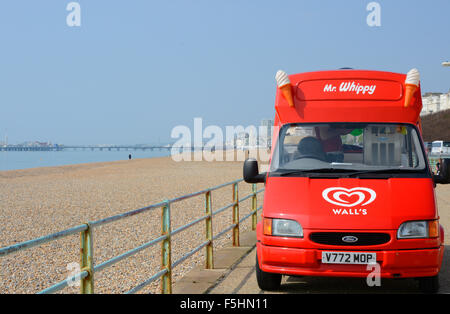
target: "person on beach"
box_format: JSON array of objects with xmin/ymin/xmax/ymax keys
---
[{"xmin": 436, "ymin": 159, "xmax": 442, "ymax": 175}]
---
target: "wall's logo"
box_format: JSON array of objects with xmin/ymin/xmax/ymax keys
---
[{"xmin": 322, "ymin": 187, "xmax": 376, "ymax": 207}]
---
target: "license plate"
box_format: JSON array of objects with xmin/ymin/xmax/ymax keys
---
[{"xmin": 321, "ymin": 251, "xmax": 376, "ymax": 265}]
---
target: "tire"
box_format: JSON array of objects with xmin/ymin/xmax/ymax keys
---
[
  {"xmin": 418, "ymin": 275, "xmax": 439, "ymax": 294},
  {"xmin": 255, "ymin": 254, "xmax": 282, "ymax": 291}
]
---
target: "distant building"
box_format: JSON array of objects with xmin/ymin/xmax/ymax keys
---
[
  {"xmin": 421, "ymin": 91, "xmax": 450, "ymax": 115},
  {"xmin": 1, "ymin": 135, "xmax": 7, "ymax": 146},
  {"xmin": 441, "ymin": 93, "xmax": 450, "ymax": 111},
  {"xmin": 235, "ymin": 132, "xmax": 249, "ymax": 149},
  {"xmin": 260, "ymin": 119, "xmax": 274, "ymax": 148},
  {"xmin": 17, "ymin": 141, "xmax": 53, "ymax": 147}
]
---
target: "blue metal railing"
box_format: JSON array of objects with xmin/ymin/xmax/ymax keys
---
[{"xmin": 0, "ymin": 179, "xmax": 264, "ymax": 294}]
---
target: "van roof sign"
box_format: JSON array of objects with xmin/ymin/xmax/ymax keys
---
[{"xmin": 274, "ymin": 69, "xmax": 422, "ymax": 125}]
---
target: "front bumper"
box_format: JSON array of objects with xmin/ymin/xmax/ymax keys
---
[{"xmin": 257, "ymin": 242, "xmax": 444, "ymax": 278}]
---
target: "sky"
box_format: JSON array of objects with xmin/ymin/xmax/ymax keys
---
[{"xmin": 0, "ymin": 0, "xmax": 449, "ymax": 145}]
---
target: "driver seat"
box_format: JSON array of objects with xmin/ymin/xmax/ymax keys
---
[{"xmin": 296, "ymin": 136, "xmax": 327, "ymax": 161}]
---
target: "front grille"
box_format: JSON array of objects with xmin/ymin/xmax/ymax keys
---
[{"xmin": 309, "ymin": 232, "xmax": 390, "ymax": 246}]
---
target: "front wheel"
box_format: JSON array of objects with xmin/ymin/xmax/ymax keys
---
[
  {"xmin": 418, "ymin": 275, "xmax": 439, "ymax": 294},
  {"xmin": 255, "ymin": 254, "xmax": 282, "ymax": 291}
]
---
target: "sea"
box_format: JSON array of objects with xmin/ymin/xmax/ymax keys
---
[{"xmin": 0, "ymin": 150, "xmax": 171, "ymax": 171}]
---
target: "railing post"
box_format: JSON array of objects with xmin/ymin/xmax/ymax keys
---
[
  {"xmin": 205, "ymin": 191, "xmax": 214, "ymax": 269},
  {"xmin": 251, "ymin": 184, "xmax": 257, "ymax": 230},
  {"xmin": 232, "ymin": 182, "xmax": 240, "ymax": 246},
  {"xmin": 161, "ymin": 201, "xmax": 172, "ymax": 294},
  {"xmin": 80, "ymin": 223, "xmax": 94, "ymax": 294}
]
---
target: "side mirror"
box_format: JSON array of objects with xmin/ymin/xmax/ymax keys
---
[
  {"xmin": 433, "ymin": 159, "xmax": 450, "ymax": 184},
  {"xmin": 243, "ymin": 158, "xmax": 266, "ymax": 183}
]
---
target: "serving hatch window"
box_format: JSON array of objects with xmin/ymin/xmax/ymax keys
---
[{"xmin": 270, "ymin": 123, "xmax": 427, "ymax": 174}]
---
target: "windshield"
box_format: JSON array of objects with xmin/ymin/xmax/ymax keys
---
[{"xmin": 270, "ymin": 123, "xmax": 427, "ymax": 176}]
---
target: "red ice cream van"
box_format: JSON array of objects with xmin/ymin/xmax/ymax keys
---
[{"xmin": 243, "ymin": 69, "xmax": 450, "ymax": 293}]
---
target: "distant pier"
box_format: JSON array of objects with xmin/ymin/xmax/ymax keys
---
[
  {"xmin": 0, "ymin": 144, "xmax": 234, "ymax": 152},
  {"xmin": 0, "ymin": 145, "xmax": 172, "ymax": 152}
]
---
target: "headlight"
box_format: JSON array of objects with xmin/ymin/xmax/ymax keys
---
[
  {"xmin": 397, "ymin": 220, "xmax": 439, "ymax": 239},
  {"xmin": 264, "ymin": 218, "xmax": 303, "ymax": 238}
]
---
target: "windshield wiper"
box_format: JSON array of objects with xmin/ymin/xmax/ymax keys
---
[
  {"xmin": 277, "ymin": 168, "xmax": 358, "ymax": 177},
  {"xmin": 275, "ymin": 168, "xmax": 423, "ymax": 177},
  {"xmin": 345, "ymin": 168, "xmax": 423, "ymax": 177}
]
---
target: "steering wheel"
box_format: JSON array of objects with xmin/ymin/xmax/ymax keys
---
[{"xmin": 295, "ymin": 154, "xmax": 326, "ymax": 161}]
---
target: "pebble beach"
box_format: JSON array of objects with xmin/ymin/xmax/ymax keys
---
[{"xmin": 0, "ymin": 155, "xmax": 263, "ymax": 294}]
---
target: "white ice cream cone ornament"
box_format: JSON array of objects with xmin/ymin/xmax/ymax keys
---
[
  {"xmin": 404, "ymin": 68, "xmax": 420, "ymax": 107},
  {"xmin": 276, "ymin": 70, "xmax": 295, "ymax": 108}
]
